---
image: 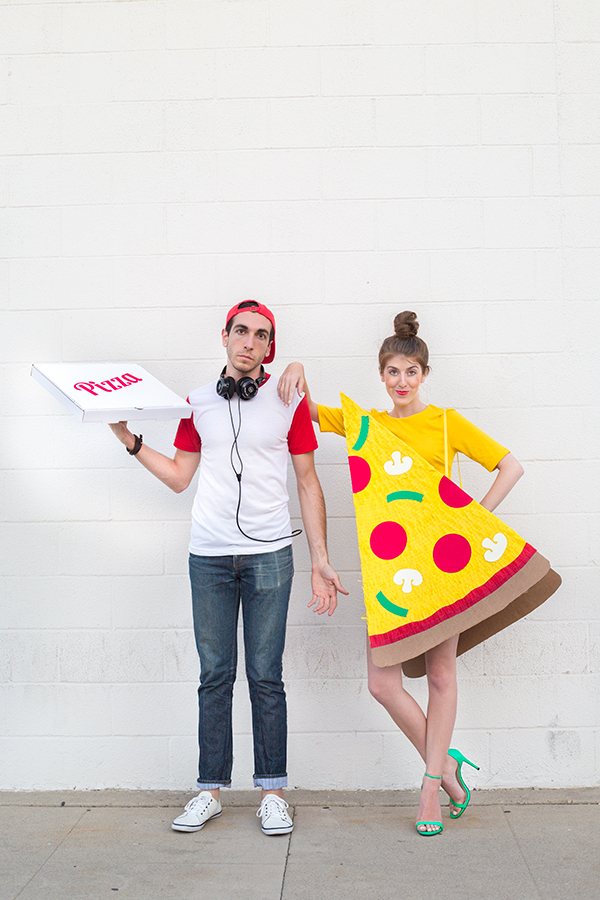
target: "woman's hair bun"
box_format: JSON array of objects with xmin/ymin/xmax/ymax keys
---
[
  {"xmin": 379, "ymin": 310, "xmax": 429, "ymax": 373},
  {"xmin": 393, "ymin": 310, "xmax": 419, "ymax": 340}
]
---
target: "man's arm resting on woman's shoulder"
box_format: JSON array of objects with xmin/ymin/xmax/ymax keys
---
[
  {"xmin": 291, "ymin": 451, "xmax": 348, "ymax": 615},
  {"xmin": 109, "ymin": 421, "xmax": 200, "ymax": 493}
]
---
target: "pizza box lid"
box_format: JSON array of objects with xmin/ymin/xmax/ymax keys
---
[{"xmin": 31, "ymin": 362, "xmax": 192, "ymax": 423}]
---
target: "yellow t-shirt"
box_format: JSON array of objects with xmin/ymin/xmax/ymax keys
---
[{"xmin": 317, "ymin": 404, "xmax": 508, "ymax": 475}]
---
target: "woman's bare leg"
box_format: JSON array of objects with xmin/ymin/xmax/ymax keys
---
[
  {"xmin": 416, "ymin": 635, "xmax": 461, "ymax": 832},
  {"xmin": 424, "ymin": 635, "xmax": 459, "ymax": 770},
  {"xmin": 366, "ymin": 633, "xmax": 427, "ymax": 757},
  {"xmin": 366, "ymin": 634, "xmax": 467, "ymax": 829}
]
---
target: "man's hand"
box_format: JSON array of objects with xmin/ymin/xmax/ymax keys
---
[
  {"xmin": 277, "ymin": 362, "xmax": 306, "ymax": 407},
  {"xmin": 308, "ymin": 562, "xmax": 349, "ymax": 616},
  {"xmin": 109, "ymin": 420, "xmax": 135, "ymax": 451}
]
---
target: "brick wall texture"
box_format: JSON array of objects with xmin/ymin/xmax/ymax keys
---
[{"xmin": 1, "ymin": 0, "xmax": 599, "ymax": 791}]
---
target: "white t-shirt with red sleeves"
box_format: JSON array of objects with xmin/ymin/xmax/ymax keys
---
[{"xmin": 174, "ymin": 374, "xmax": 317, "ymax": 556}]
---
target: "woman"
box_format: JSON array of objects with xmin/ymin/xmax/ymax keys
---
[{"xmin": 279, "ymin": 311, "xmax": 525, "ymax": 836}]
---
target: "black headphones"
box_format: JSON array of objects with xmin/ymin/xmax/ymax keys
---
[{"xmin": 216, "ymin": 366, "xmax": 266, "ymax": 401}]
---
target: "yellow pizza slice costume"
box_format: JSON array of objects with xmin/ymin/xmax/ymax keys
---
[{"xmin": 340, "ymin": 394, "xmax": 561, "ymax": 676}]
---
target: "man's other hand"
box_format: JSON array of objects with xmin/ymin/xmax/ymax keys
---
[{"xmin": 308, "ymin": 563, "xmax": 349, "ymax": 616}]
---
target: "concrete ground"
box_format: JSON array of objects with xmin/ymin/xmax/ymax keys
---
[{"xmin": 2, "ymin": 788, "xmax": 600, "ymax": 900}]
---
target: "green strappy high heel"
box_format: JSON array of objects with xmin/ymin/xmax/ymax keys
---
[
  {"xmin": 447, "ymin": 748, "xmax": 479, "ymax": 819},
  {"xmin": 416, "ymin": 773, "xmax": 443, "ymax": 836}
]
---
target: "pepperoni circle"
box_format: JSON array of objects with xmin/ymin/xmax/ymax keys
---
[
  {"xmin": 433, "ymin": 533, "xmax": 472, "ymax": 573},
  {"xmin": 348, "ymin": 456, "xmax": 371, "ymax": 493},
  {"xmin": 438, "ymin": 476, "xmax": 472, "ymax": 509},
  {"xmin": 370, "ymin": 522, "xmax": 408, "ymax": 560}
]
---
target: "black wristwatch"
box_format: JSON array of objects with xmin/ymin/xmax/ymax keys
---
[{"xmin": 127, "ymin": 434, "xmax": 143, "ymax": 456}]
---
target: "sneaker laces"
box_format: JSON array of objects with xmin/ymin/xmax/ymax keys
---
[
  {"xmin": 257, "ymin": 795, "xmax": 289, "ymax": 819},
  {"xmin": 185, "ymin": 793, "xmax": 212, "ymax": 813}
]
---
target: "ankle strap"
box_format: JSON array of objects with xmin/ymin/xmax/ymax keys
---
[{"xmin": 423, "ymin": 772, "xmax": 442, "ymax": 779}]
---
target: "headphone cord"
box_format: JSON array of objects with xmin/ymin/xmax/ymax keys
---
[{"xmin": 227, "ymin": 395, "xmax": 302, "ymax": 543}]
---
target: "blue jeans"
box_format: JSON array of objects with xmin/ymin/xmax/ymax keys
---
[{"xmin": 189, "ymin": 545, "xmax": 294, "ymax": 790}]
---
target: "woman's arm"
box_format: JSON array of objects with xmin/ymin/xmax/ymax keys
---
[
  {"xmin": 479, "ymin": 452, "xmax": 524, "ymax": 512},
  {"xmin": 277, "ymin": 363, "xmax": 319, "ymax": 422}
]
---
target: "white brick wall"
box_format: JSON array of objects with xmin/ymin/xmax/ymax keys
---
[{"xmin": 1, "ymin": 0, "xmax": 599, "ymax": 792}]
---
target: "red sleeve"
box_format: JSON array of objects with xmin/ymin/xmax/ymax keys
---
[
  {"xmin": 173, "ymin": 403, "xmax": 201, "ymax": 453},
  {"xmin": 288, "ymin": 395, "xmax": 318, "ymax": 455}
]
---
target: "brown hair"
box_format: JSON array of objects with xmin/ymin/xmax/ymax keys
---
[{"xmin": 378, "ymin": 311, "xmax": 430, "ymax": 373}]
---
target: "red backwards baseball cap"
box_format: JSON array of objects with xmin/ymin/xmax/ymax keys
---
[{"xmin": 225, "ymin": 300, "xmax": 276, "ymax": 364}]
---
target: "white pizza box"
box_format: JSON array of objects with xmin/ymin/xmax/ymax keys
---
[{"xmin": 31, "ymin": 362, "xmax": 192, "ymax": 423}]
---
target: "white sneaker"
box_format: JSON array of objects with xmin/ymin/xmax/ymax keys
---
[
  {"xmin": 171, "ymin": 792, "xmax": 222, "ymax": 832},
  {"xmin": 256, "ymin": 794, "xmax": 294, "ymax": 835}
]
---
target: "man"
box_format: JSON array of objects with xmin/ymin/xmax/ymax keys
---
[{"xmin": 110, "ymin": 300, "xmax": 346, "ymax": 836}]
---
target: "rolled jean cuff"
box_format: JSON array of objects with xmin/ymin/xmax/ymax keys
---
[
  {"xmin": 197, "ymin": 779, "xmax": 231, "ymax": 790},
  {"xmin": 254, "ymin": 775, "xmax": 288, "ymax": 790}
]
